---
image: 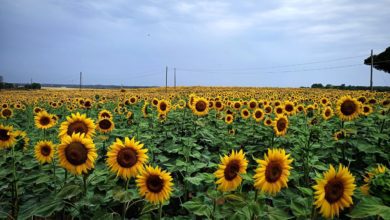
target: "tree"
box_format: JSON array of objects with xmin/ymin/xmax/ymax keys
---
[
  {"xmin": 364, "ymin": 47, "xmax": 390, "ymax": 73},
  {"xmin": 311, "ymin": 83, "xmax": 324, "ymax": 88}
]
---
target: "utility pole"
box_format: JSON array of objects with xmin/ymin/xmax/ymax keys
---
[
  {"xmin": 174, "ymin": 67, "xmax": 176, "ymax": 89},
  {"xmin": 165, "ymin": 66, "xmax": 168, "ymax": 93},
  {"xmin": 370, "ymin": 49, "xmax": 373, "ymax": 91},
  {"xmin": 0, "ymin": 75, "xmax": 3, "ymax": 91},
  {"xmin": 80, "ymin": 72, "xmax": 82, "ymax": 91}
]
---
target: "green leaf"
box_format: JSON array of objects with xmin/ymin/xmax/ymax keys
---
[
  {"xmin": 56, "ymin": 184, "xmax": 82, "ymax": 200},
  {"xmin": 185, "ymin": 176, "xmax": 203, "ymax": 186},
  {"xmin": 33, "ymin": 200, "xmax": 64, "ymax": 217},
  {"xmin": 113, "ymin": 188, "xmax": 138, "ymax": 203},
  {"xmin": 182, "ymin": 200, "xmax": 212, "ymax": 219},
  {"xmin": 267, "ymin": 206, "xmax": 293, "ymax": 220},
  {"xmin": 297, "ymin": 187, "xmax": 313, "ymax": 196},
  {"xmin": 348, "ymin": 196, "xmax": 390, "ymax": 219}
]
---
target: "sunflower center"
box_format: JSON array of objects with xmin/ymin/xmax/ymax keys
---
[
  {"xmin": 255, "ymin": 111, "xmax": 262, "ymax": 118},
  {"xmin": 325, "ymin": 110, "xmax": 331, "ymax": 117},
  {"xmin": 363, "ymin": 106, "xmax": 370, "ymax": 113},
  {"xmin": 65, "ymin": 142, "xmax": 88, "ymax": 165},
  {"xmin": 340, "ymin": 100, "xmax": 357, "ymax": 116},
  {"xmin": 234, "ymin": 103, "xmax": 240, "ymax": 109},
  {"xmin": 2, "ymin": 109, "xmax": 12, "ymax": 117},
  {"xmin": 243, "ymin": 111, "xmax": 249, "ymax": 116},
  {"xmin": 0, "ymin": 129, "xmax": 10, "ymax": 141},
  {"xmin": 195, "ymin": 101, "xmax": 207, "ymax": 112},
  {"xmin": 276, "ymin": 108, "xmax": 283, "ymax": 114},
  {"xmin": 117, "ymin": 148, "xmax": 137, "ymax": 168},
  {"xmin": 216, "ymin": 102, "xmax": 222, "ymax": 108},
  {"xmin": 324, "ymin": 178, "xmax": 344, "ymax": 203},
  {"xmin": 40, "ymin": 145, "xmax": 51, "ymax": 156},
  {"xmin": 160, "ymin": 103, "xmax": 167, "ymax": 111},
  {"xmin": 276, "ymin": 118, "xmax": 287, "ymax": 131},
  {"xmin": 265, "ymin": 107, "xmax": 271, "ymax": 113},
  {"xmin": 146, "ymin": 174, "xmax": 164, "ymax": 193},
  {"xmin": 285, "ymin": 105, "xmax": 293, "ymax": 112},
  {"xmin": 153, "ymin": 100, "xmax": 158, "ymax": 105},
  {"xmin": 265, "ymin": 161, "xmax": 283, "ymax": 183},
  {"xmin": 67, "ymin": 121, "xmax": 88, "ymax": 136},
  {"xmin": 224, "ymin": 159, "xmax": 240, "ymax": 181},
  {"xmin": 39, "ymin": 116, "xmax": 51, "ymax": 126},
  {"xmin": 99, "ymin": 119, "xmax": 112, "ymax": 130},
  {"xmin": 250, "ymin": 102, "xmax": 256, "ymax": 109}
]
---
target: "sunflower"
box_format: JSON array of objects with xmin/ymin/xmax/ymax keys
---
[
  {"xmin": 157, "ymin": 100, "xmax": 170, "ymax": 115},
  {"xmin": 1, "ymin": 108, "xmax": 13, "ymax": 119},
  {"xmin": 360, "ymin": 164, "xmax": 387, "ymax": 195},
  {"xmin": 59, "ymin": 112, "xmax": 95, "ymax": 140},
  {"xmin": 232, "ymin": 101, "xmax": 241, "ymax": 110},
  {"xmin": 228, "ymin": 129, "xmax": 235, "ymax": 135},
  {"xmin": 152, "ymin": 98, "xmax": 159, "ymax": 107},
  {"xmin": 296, "ymin": 105, "xmax": 305, "ymax": 114},
  {"xmin": 34, "ymin": 140, "xmax": 55, "ymax": 164},
  {"xmin": 98, "ymin": 109, "xmax": 113, "ymax": 119},
  {"xmin": 225, "ymin": 114, "xmax": 234, "ymax": 124},
  {"xmin": 274, "ymin": 106, "xmax": 284, "ymax": 115},
  {"xmin": 136, "ymin": 165, "xmax": 173, "ymax": 204},
  {"xmin": 107, "ymin": 137, "xmax": 148, "ymax": 180},
  {"xmin": 253, "ymin": 148, "xmax": 293, "ymax": 195},
  {"xmin": 96, "ymin": 117, "xmax": 115, "ymax": 133},
  {"xmin": 214, "ymin": 149, "xmax": 248, "ymax": 192},
  {"xmin": 0, "ymin": 124, "xmax": 16, "ymax": 149},
  {"xmin": 215, "ymin": 100, "xmax": 224, "ymax": 111},
  {"xmin": 264, "ymin": 117, "xmax": 273, "ymax": 126},
  {"xmin": 322, "ymin": 106, "xmax": 334, "ymax": 120},
  {"xmin": 273, "ymin": 115, "xmax": 289, "ymax": 136},
  {"xmin": 320, "ymin": 97, "xmax": 329, "ymax": 106},
  {"xmin": 283, "ymin": 101, "xmax": 295, "ymax": 116},
  {"xmin": 336, "ymin": 96, "xmax": 361, "ymax": 121},
  {"xmin": 264, "ymin": 105, "xmax": 272, "ymax": 114},
  {"xmin": 34, "ymin": 111, "xmax": 56, "ymax": 130},
  {"xmin": 248, "ymin": 99, "xmax": 257, "ymax": 109},
  {"xmin": 313, "ymin": 164, "xmax": 355, "ymax": 219},
  {"xmin": 142, "ymin": 102, "xmax": 150, "ymax": 118},
  {"xmin": 253, "ymin": 108, "xmax": 264, "ymax": 122},
  {"xmin": 33, "ymin": 107, "xmax": 43, "ymax": 114},
  {"xmin": 191, "ymin": 97, "xmax": 209, "ymax": 116},
  {"xmin": 361, "ymin": 104, "xmax": 373, "ymax": 116},
  {"xmin": 333, "ymin": 130, "xmax": 347, "ymax": 141},
  {"xmin": 57, "ymin": 133, "xmax": 97, "ymax": 175},
  {"xmin": 240, "ymin": 108, "xmax": 250, "ymax": 120}
]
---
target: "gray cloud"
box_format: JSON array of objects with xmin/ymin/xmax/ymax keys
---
[{"xmin": 0, "ymin": 0, "xmax": 389, "ymax": 87}]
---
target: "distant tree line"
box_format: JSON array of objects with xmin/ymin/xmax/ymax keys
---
[
  {"xmin": 0, "ymin": 82, "xmax": 41, "ymax": 90},
  {"xmin": 310, "ymin": 83, "xmax": 390, "ymax": 91}
]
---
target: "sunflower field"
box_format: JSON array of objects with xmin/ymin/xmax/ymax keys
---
[{"xmin": 0, "ymin": 87, "xmax": 389, "ymax": 220}]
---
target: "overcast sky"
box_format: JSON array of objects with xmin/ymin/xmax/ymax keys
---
[{"xmin": 1, "ymin": 0, "xmax": 389, "ymax": 87}]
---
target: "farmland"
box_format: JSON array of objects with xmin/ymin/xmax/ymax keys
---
[{"xmin": 0, "ymin": 87, "xmax": 389, "ymax": 219}]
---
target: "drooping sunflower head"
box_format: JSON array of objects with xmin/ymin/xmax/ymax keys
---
[
  {"xmin": 214, "ymin": 149, "xmax": 248, "ymax": 192},
  {"xmin": 1, "ymin": 108, "xmax": 13, "ymax": 119},
  {"xmin": 107, "ymin": 137, "xmax": 148, "ymax": 180},
  {"xmin": 136, "ymin": 165, "xmax": 173, "ymax": 204},
  {"xmin": 57, "ymin": 133, "xmax": 97, "ymax": 175},
  {"xmin": 240, "ymin": 108, "xmax": 250, "ymax": 119},
  {"xmin": 0, "ymin": 124, "xmax": 17, "ymax": 149},
  {"xmin": 313, "ymin": 164, "xmax": 356, "ymax": 219},
  {"xmin": 34, "ymin": 140, "xmax": 55, "ymax": 164},
  {"xmin": 34, "ymin": 111, "xmax": 56, "ymax": 130},
  {"xmin": 322, "ymin": 106, "xmax": 334, "ymax": 120},
  {"xmin": 360, "ymin": 164, "xmax": 387, "ymax": 195},
  {"xmin": 59, "ymin": 112, "xmax": 96, "ymax": 140},
  {"xmin": 191, "ymin": 97, "xmax": 209, "ymax": 117},
  {"xmin": 142, "ymin": 102, "xmax": 150, "ymax": 118},
  {"xmin": 252, "ymin": 108, "xmax": 264, "ymax": 122},
  {"xmin": 336, "ymin": 96, "xmax": 361, "ymax": 121},
  {"xmin": 253, "ymin": 148, "xmax": 293, "ymax": 195},
  {"xmin": 96, "ymin": 117, "xmax": 115, "ymax": 133},
  {"xmin": 98, "ymin": 109, "xmax": 113, "ymax": 120},
  {"xmin": 273, "ymin": 115, "xmax": 289, "ymax": 136}
]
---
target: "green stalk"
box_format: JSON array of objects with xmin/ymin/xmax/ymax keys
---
[
  {"xmin": 123, "ymin": 178, "xmax": 131, "ymax": 220},
  {"xmin": 52, "ymin": 159, "xmax": 57, "ymax": 192},
  {"xmin": 82, "ymin": 174, "xmax": 87, "ymax": 196},
  {"xmin": 158, "ymin": 202, "xmax": 163, "ymax": 220},
  {"xmin": 11, "ymin": 146, "xmax": 18, "ymax": 218}
]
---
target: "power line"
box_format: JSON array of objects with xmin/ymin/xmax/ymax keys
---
[{"xmin": 176, "ymin": 55, "xmax": 367, "ymax": 72}]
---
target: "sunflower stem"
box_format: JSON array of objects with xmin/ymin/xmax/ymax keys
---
[
  {"xmin": 11, "ymin": 146, "xmax": 19, "ymax": 218},
  {"xmin": 270, "ymin": 131, "xmax": 275, "ymax": 148},
  {"xmin": 82, "ymin": 173, "xmax": 87, "ymax": 196},
  {"xmin": 158, "ymin": 202, "xmax": 163, "ymax": 220},
  {"xmin": 52, "ymin": 159, "xmax": 57, "ymax": 192}
]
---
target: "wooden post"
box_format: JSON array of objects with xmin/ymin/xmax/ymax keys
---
[{"xmin": 370, "ymin": 49, "xmax": 373, "ymax": 91}]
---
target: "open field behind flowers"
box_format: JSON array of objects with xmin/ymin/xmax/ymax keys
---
[{"xmin": 0, "ymin": 87, "xmax": 389, "ymax": 220}]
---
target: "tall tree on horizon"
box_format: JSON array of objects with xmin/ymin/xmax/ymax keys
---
[{"xmin": 364, "ymin": 47, "xmax": 390, "ymax": 73}]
